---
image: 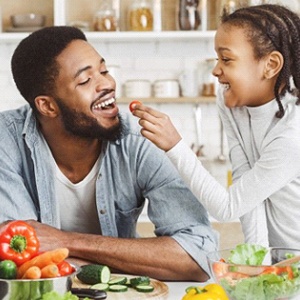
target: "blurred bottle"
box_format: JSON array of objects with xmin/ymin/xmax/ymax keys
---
[
  {"xmin": 178, "ymin": 0, "xmax": 201, "ymax": 30},
  {"xmin": 201, "ymin": 58, "xmax": 217, "ymax": 97},
  {"xmin": 94, "ymin": 0, "xmax": 119, "ymax": 31},
  {"xmin": 128, "ymin": 0, "xmax": 153, "ymax": 31}
]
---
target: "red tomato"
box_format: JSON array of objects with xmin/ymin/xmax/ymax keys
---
[
  {"xmin": 129, "ymin": 100, "xmax": 142, "ymax": 112},
  {"xmin": 57, "ymin": 260, "xmax": 73, "ymax": 276}
]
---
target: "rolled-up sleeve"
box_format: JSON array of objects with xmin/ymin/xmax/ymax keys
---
[{"xmin": 136, "ymin": 138, "xmax": 219, "ymax": 276}]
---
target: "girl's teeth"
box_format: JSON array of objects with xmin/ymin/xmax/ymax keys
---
[{"xmin": 221, "ymin": 83, "xmax": 230, "ymax": 91}]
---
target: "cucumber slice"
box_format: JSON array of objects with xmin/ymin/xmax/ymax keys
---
[
  {"xmin": 90, "ymin": 283, "xmax": 110, "ymax": 291},
  {"xmin": 77, "ymin": 264, "xmax": 111, "ymax": 285},
  {"xmin": 108, "ymin": 276, "xmax": 127, "ymax": 285},
  {"xmin": 129, "ymin": 276, "xmax": 150, "ymax": 287},
  {"xmin": 109, "ymin": 284, "xmax": 128, "ymax": 292},
  {"xmin": 135, "ymin": 284, "xmax": 154, "ymax": 293}
]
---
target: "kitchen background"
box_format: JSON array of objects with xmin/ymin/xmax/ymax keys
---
[{"xmin": 0, "ymin": 0, "xmax": 299, "ymax": 247}]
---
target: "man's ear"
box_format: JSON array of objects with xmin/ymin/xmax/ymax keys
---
[
  {"xmin": 34, "ymin": 96, "xmax": 59, "ymax": 118},
  {"xmin": 264, "ymin": 51, "xmax": 284, "ymax": 79}
]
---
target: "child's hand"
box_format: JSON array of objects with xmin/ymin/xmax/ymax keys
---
[{"xmin": 131, "ymin": 102, "xmax": 182, "ymax": 152}]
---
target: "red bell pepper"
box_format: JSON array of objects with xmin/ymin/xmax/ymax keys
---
[{"xmin": 0, "ymin": 220, "xmax": 40, "ymax": 266}]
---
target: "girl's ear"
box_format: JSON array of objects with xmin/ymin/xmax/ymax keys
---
[
  {"xmin": 264, "ymin": 51, "xmax": 284, "ymax": 79},
  {"xmin": 34, "ymin": 96, "xmax": 59, "ymax": 118}
]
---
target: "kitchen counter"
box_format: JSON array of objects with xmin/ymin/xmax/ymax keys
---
[{"xmin": 165, "ymin": 279, "xmax": 213, "ymax": 299}]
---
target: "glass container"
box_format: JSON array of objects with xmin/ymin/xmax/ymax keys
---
[
  {"xmin": 94, "ymin": 0, "xmax": 119, "ymax": 31},
  {"xmin": 202, "ymin": 58, "xmax": 217, "ymax": 96},
  {"xmin": 178, "ymin": 0, "xmax": 201, "ymax": 30},
  {"xmin": 128, "ymin": 0, "xmax": 153, "ymax": 31}
]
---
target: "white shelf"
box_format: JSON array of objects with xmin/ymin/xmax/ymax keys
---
[
  {"xmin": 0, "ymin": 0, "xmax": 216, "ymax": 44},
  {"xmin": 0, "ymin": 30, "xmax": 216, "ymax": 44}
]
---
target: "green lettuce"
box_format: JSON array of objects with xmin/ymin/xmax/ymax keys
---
[
  {"xmin": 41, "ymin": 291, "xmax": 90, "ymax": 300},
  {"xmin": 221, "ymin": 274, "xmax": 300, "ymax": 300},
  {"xmin": 220, "ymin": 244, "xmax": 300, "ymax": 300},
  {"xmin": 228, "ymin": 244, "xmax": 268, "ymax": 266}
]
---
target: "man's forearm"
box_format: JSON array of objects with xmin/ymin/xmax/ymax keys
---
[{"xmin": 65, "ymin": 232, "xmax": 208, "ymax": 282}]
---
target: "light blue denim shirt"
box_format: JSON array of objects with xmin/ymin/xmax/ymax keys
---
[{"xmin": 0, "ymin": 104, "xmax": 218, "ymax": 274}]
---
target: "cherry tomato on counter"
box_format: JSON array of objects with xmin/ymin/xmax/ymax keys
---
[
  {"xmin": 129, "ymin": 100, "xmax": 142, "ymax": 112},
  {"xmin": 57, "ymin": 260, "xmax": 73, "ymax": 276}
]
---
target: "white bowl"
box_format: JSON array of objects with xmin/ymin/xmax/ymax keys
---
[{"xmin": 11, "ymin": 14, "xmax": 46, "ymax": 28}]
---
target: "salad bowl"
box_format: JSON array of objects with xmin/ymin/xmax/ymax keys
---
[
  {"xmin": 0, "ymin": 264, "xmax": 80, "ymax": 300},
  {"xmin": 207, "ymin": 245, "xmax": 300, "ymax": 300}
]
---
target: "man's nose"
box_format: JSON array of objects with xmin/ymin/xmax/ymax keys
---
[{"xmin": 95, "ymin": 73, "xmax": 115, "ymax": 91}]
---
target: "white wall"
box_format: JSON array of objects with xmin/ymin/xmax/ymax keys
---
[{"xmin": 0, "ymin": 37, "xmax": 230, "ymax": 189}]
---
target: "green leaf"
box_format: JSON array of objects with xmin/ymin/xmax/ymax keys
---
[{"xmin": 228, "ymin": 244, "xmax": 268, "ymax": 266}]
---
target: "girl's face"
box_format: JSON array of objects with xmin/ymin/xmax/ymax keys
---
[{"xmin": 213, "ymin": 24, "xmax": 276, "ymax": 108}]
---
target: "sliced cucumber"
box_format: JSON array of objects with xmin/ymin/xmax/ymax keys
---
[
  {"xmin": 90, "ymin": 283, "xmax": 110, "ymax": 291},
  {"xmin": 108, "ymin": 276, "xmax": 127, "ymax": 285},
  {"xmin": 129, "ymin": 276, "xmax": 150, "ymax": 287},
  {"xmin": 77, "ymin": 264, "xmax": 111, "ymax": 285},
  {"xmin": 109, "ymin": 284, "xmax": 128, "ymax": 292},
  {"xmin": 135, "ymin": 284, "xmax": 154, "ymax": 293}
]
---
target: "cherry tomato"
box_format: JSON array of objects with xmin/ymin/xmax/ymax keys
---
[
  {"xmin": 57, "ymin": 260, "xmax": 73, "ymax": 276},
  {"xmin": 129, "ymin": 100, "xmax": 142, "ymax": 112}
]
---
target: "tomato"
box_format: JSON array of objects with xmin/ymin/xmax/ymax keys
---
[
  {"xmin": 129, "ymin": 100, "xmax": 142, "ymax": 112},
  {"xmin": 57, "ymin": 260, "xmax": 73, "ymax": 276}
]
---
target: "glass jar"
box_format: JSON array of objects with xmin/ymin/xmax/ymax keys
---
[
  {"xmin": 202, "ymin": 58, "xmax": 217, "ymax": 96},
  {"xmin": 178, "ymin": 0, "xmax": 201, "ymax": 30},
  {"xmin": 94, "ymin": 0, "xmax": 119, "ymax": 31},
  {"xmin": 128, "ymin": 0, "xmax": 153, "ymax": 31}
]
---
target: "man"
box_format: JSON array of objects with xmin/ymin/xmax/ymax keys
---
[{"xmin": 0, "ymin": 26, "xmax": 217, "ymax": 281}]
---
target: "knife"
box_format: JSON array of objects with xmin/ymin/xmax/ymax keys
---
[{"xmin": 71, "ymin": 288, "xmax": 107, "ymax": 299}]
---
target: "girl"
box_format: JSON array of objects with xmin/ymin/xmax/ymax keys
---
[{"xmin": 132, "ymin": 4, "xmax": 300, "ymax": 248}]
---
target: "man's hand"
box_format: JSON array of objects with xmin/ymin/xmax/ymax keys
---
[
  {"xmin": 132, "ymin": 104, "xmax": 182, "ymax": 152},
  {"xmin": 26, "ymin": 220, "xmax": 66, "ymax": 251}
]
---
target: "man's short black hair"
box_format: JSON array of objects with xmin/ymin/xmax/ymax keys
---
[{"xmin": 11, "ymin": 26, "xmax": 87, "ymax": 111}]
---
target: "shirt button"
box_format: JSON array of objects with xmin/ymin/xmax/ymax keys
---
[{"xmin": 100, "ymin": 209, "xmax": 106, "ymax": 214}]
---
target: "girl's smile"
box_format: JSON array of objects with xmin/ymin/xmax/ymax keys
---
[{"xmin": 213, "ymin": 24, "xmax": 277, "ymax": 108}]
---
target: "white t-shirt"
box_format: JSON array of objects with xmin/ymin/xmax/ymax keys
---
[
  {"xmin": 55, "ymin": 157, "xmax": 101, "ymax": 234},
  {"xmin": 40, "ymin": 135, "xmax": 101, "ymax": 234}
]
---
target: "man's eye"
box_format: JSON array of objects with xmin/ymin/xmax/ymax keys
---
[{"xmin": 78, "ymin": 78, "xmax": 90, "ymax": 85}]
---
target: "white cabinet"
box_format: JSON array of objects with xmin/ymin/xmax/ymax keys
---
[{"xmin": 0, "ymin": 0, "xmax": 217, "ymax": 42}]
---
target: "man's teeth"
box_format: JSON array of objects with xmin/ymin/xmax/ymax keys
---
[{"xmin": 94, "ymin": 98, "xmax": 115, "ymax": 109}]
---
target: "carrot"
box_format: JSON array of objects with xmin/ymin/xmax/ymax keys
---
[
  {"xmin": 22, "ymin": 266, "xmax": 42, "ymax": 279},
  {"xmin": 17, "ymin": 248, "xmax": 69, "ymax": 279},
  {"xmin": 41, "ymin": 263, "xmax": 59, "ymax": 278}
]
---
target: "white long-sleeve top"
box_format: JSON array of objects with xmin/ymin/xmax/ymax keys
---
[{"xmin": 167, "ymin": 91, "xmax": 300, "ymax": 248}]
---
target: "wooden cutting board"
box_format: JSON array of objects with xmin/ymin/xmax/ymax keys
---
[{"xmin": 72, "ymin": 274, "xmax": 169, "ymax": 300}]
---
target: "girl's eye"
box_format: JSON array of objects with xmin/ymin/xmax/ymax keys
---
[
  {"xmin": 221, "ymin": 57, "xmax": 231, "ymax": 63},
  {"xmin": 101, "ymin": 70, "xmax": 109, "ymax": 75}
]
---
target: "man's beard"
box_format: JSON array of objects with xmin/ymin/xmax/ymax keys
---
[{"xmin": 55, "ymin": 98, "xmax": 123, "ymax": 141}]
